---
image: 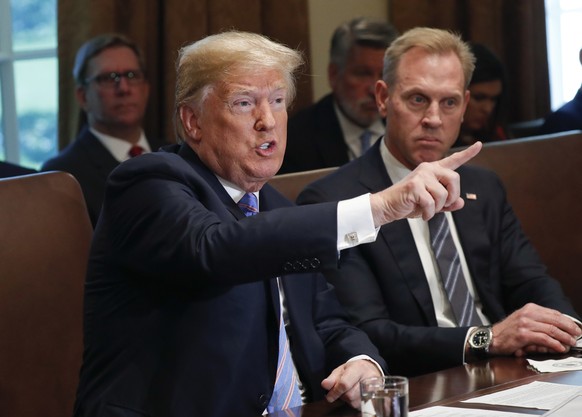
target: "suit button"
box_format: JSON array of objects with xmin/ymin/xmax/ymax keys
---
[
  {"xmin": 311, "ymin": 258, "xmax": 321, "ymax": 268},
  {"xmin": 259, "ymin": 393, "xmax": 269, "ymax": 408},
  {"xmin": 283, "ymin": 262, "xmax": 293, "ymax": 272},
  {"xmin": 301, "ymin": 259, "xmax": 312, "ymax": 269},
  {"xmin": 293, "ymin": 260, "xmax": 303, "ymax": 270}
]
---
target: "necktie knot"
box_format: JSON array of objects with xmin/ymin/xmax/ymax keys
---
[
  {"xmin": 128, "ymin": 145, "xmax": 144, "ymax": 158},
  {"xmin": 238, "ymin": 193, "xmax": 259, "ymax": 216}
]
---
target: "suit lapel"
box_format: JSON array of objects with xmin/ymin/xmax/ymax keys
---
[
  {"xmin": 314, "ymin": 95, "xmax": 350, "ymax": 167},
  {"xmin": 177, "ymin": 144, "xmax": 246, "ymax": 220},
  {"xmin": 452, "ymin": 168, "xmax": 499, "ymax": 320},
  {"xmin": 358, "ymin": 145, "xmax": 438, "ymax": 324},
  {"xmin": 78, "ymin": 128, "xmax": 120, "ymax": 175}
]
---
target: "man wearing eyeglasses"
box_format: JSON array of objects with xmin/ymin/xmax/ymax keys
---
[{"xmin": 41, "ymin": 33, "xmax": 167, "ymax": 226}]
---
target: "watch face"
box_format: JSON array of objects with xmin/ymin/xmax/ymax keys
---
[{"xmin": 472, "ymin": 329, "xmax": 490, "ymax": 348}]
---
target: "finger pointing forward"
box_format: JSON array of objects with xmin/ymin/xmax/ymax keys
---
[{"xmin": 439, "ymin": 141, "xmax": 482, "ymax": 171}]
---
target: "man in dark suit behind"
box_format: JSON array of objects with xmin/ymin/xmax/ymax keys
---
[
  {"xmin": 298, "ymin": 27, "xmax": 581, "ymax": 377},
  {"xmin": 0, "ymin": 161, "xmax": 35, "ymax": 178},
  {"xmin": 72, "ymin": 31, "xmax": 482, "ymax": 417},
  {"xmin": 41, "ymin": 33, "xmax": 166, "ymax": 226},
  {"xmin": 539, "ymin": 47, "xmax": 582, "ymax": 135},
  {"xmin": 279, "ymin": 17, "xmax": 398, "ymax": 174}
]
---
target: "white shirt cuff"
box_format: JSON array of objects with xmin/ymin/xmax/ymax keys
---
[
  {"xmin": 337, "ymin": 193, "xmax": 379, "ymax": 251},
  {"xmin": 347, "ymin": 354, "xmax": 385, "ymax": 378}
]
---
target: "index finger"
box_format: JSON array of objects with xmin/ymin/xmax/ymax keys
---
[{"xmin": 439, "ymin": 141, "xmax": 482, "ymax": 171}]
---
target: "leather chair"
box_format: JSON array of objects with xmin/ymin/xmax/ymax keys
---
[
  {"xmin": 269, "ymin": 167, "xmax": 338, "ymax": 201},
  {"xmin": 467, "ymin": 130, "xmax": 582, "ymax": 314},
  {"xmin": 0, "ymin": 171, "xmax": 93, "ymax": 417}
]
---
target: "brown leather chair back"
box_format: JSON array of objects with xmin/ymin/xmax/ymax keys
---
[
  {"xmin": 0, "ymin": 171, "xmax": 92, "ymax": 417},
  {"xmin": 269, "ymin": 167, "xmax": 338, "ymax": 201},
  {"xmin": 467, "ymin": 130, "xmax": 582, "ymax": 314}
]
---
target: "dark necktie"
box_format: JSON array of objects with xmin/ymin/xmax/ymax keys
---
[
  {"xmin": 428, "ymin": 212, "xmax": 482, "ymax": 327},
  {"xmin": 359, "ymin": 130, "xmax": 372, "ymax": 154},
  {"xmin": 128, "ymin": 145, "xmax": 144, "ymax": 158},
  {"xmin": 237, "ymin": 193, "xmax": 302, "ymax": 411}
]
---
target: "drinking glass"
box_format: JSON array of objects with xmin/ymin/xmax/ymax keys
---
[{"xmin": 360, "ymin": 375, "xmax": 408, "ymax": 417}]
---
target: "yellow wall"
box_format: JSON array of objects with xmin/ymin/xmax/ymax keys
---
[{"xmin": 307, "ymin": 0, "xmax": 388, "ymax": 101}]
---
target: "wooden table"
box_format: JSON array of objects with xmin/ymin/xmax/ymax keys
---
[{"xmin": 268, "ymin": 354, "xmax": 582, "ymax": 416}]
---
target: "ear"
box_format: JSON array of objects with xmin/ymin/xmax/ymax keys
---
[
  {"xmin": 328, "ymin": 62, "xmax": 339, "ymax": 90},
  {"xmin": 179, "ymin": 105, "xmax": 202, "ymax": 142},
  {"xmin": 462, "ymin": 89, "xmax": 471, "ymax": 117},
  {"xmin": 75, "ymin": 86, "xmax": 88, "ymax": 111},
  {"xmin": 375, "ymin": 80, "xmax": 389, "ymax": 117}
]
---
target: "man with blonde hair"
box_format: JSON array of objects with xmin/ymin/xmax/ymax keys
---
[
  {"xmin": 73, "ymin": 30, "xmax": 481, "ymax": 417},
  {"xmin": 299, "ymin": 27, "xmax": 581, "ymax": 377}
]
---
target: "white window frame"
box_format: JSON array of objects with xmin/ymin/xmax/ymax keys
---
[
  {"xmin": 0, "ymin": 0, "xmax": 57, "ymax": 164},
  {"xmin": 545, "ymin": 0, "xmax": 582, "ymax": 110}
]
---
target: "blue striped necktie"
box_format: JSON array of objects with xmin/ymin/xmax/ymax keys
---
[
  {"xmin": 428, "ymin": 213, "xmax": 482, "ymax": 327},
  {"xmin": 237, "ymin": 193, "xmax": 302, "ymax": 411},
  {"xmin": 238, "ymin": 192, "xmax": 259, "ymax": 217},
  {"xmin": 360, "ymin": 130, "xmax": 372, "ymax": 154}
]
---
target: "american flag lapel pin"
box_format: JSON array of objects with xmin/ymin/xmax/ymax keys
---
[{"xmin": 465, "ymin": 192, "xmax": 477, "ymax": 200}]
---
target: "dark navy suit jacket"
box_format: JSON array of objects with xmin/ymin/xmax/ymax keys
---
[
  {"xmin": 73, "ymin": 143, "xmax": 386, "ymax": 417},
  {"xmin": 41, "ymin": 125, "xmax": 167, "ymax": 226},
  {"xmin": 280, "ymin": 94, "xmax": 349, "ymax": 174},
  {"xmin": 297, "ymin": 140, "xmax": 579, "ymax": 376},
  {"xmin": 0, "ymin": 161, "xmax": 36, "ymax": 178},
  {"xmin": 539, "ymin": 88, "xmax": 582, "ymax": 134}
]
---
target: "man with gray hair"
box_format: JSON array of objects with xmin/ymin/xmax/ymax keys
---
[
  {"xmin": 280, "ymin": 17, "xmax": 398, "ymax": 173},
  {"xmin": 72, "ymin": 30, "xmax": 481, "ymax": 417},
  {"xmin": 42, "ymin": 33, "xmax": 166, "ymax": 226}
]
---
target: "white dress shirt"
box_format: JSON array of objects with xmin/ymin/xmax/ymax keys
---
[
  {"xmin": 379, "ymin": 142, "xmax": 490, "ymax": 328},
  {"xmin": 90, "ymin": 127, "xmax": 151, "ymax": 162},
  {"xmin": 333, "ymin": 102, "xmax": 384, "ymax": 160}
]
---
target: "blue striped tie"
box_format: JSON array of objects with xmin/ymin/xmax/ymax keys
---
[
  {"xmin": 237, "ymin": 193, "xmax": 302, "ymax": 411},
  {"xmin": 428, "ymin": 213, "xmax": 482, "ymax": 327},
  {"xmin": 267, "ymin": 308, "xmax": 303, "ymax": 412},
  {"xmin": 238, "ymin": 193, "xmax": 259, "ymax": 217},
  {"xmin": 360, "ymin": 130, "xmax": 372, "ymax": 154}
]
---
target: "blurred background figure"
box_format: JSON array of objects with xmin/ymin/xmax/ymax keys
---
[
  {"xmin": 280, "ymin": 17, "xmax": 398, "ymax": 174},
  {"xmin": 539, "ymin": 47, "xmax": 582, "ymax": 135},
  {"xmin": 454, "ymin": 43, "xmax": 510, "ymax": 148},
  {"xmin": 0, "ymin": 161, "xmax": 36, "ymax": 178},
  {"xmin": 41, "ymin": 33, "xmax": 167, "ymax": 227}
]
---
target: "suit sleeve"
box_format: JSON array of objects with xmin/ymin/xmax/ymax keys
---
[
  {"xmin": 299, "ymin": 183, "xmax": 469, "ymax": 377},
  {"xmin": 103, "ymin": 163, "xmax": 340, "ymax": 290}
]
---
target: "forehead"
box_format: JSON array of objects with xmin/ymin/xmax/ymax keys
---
[
  {"xmin": 469, "ymin": 79, "xmax": 503, "ymax": 95},
  {"xmin": 346, "ymin": 44, "xmax": 386, "ymax": 63},
  {"xmin": 396, "ymin": 47, "xmax": 466, "ymax": 94},
  {"xmin": 88, "ymin": 46, "xmax": 140, "ymax": 71},
  {"xmin": 216, "ymin": 67, "xmax": 288, "ymax": 96}
]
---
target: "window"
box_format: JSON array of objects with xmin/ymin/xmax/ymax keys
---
[
  {"xmin": 0, "ymin": 0, "xmax": 57, "ymax": 169},
  {"xmin": 545, "ymin": 0, "xmax": 582, "ymax": 110}
]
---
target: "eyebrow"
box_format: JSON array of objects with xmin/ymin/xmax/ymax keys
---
[{"xmin": 226, "ymin": 83, "xmax": 287, "ymax": 97}]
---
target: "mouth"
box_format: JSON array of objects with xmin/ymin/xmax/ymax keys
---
[{"xmin": 256, "ymin": 141, "xmax": 277, "ymax": 156}]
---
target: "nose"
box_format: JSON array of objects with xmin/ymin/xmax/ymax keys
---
[
  {"xmin": 482, "ymin": 98, "xmax": 496, "ymax": 115},
  {"xmin": 421, "ymin": 102, "xmax": 442, "ymax": 129},
  {"xmin": 114, "ymin": 76, "xmax": 131, "ymax": 93},
  {"xmin": 254, "ymin": 101, "xmax": 276, "ymax": 131}
]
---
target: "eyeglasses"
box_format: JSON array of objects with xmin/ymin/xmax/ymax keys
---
[{"xmin": 84, "ymin": 70, "xmax": 145, "ymax": 87}]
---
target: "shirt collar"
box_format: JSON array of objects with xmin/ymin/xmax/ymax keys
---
[
  {"xmin": 379, "ymin": 139, "xmax": 411, "ymax": 184},
  {"xmin": 90, "ymin": 127, "xmax": 150, "ymax": 162}
]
